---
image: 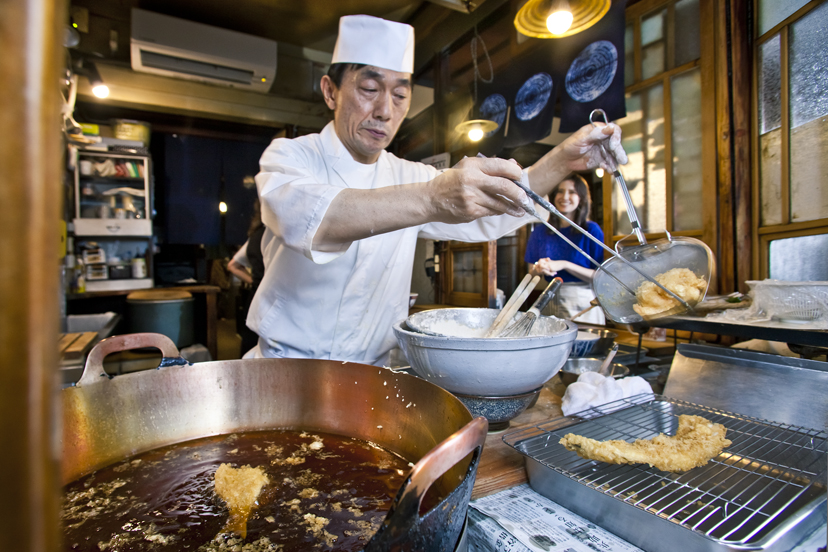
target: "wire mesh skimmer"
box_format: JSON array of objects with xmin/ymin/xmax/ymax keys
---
[{"xmin": 503, "ymin": 395, "xmax": 827, "ymax": 552}]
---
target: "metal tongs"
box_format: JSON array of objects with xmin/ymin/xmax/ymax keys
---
[{"xmin": 589, "ymin": 109, "xmax": 646, "ymax": 245}]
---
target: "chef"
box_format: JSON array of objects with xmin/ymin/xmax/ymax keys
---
[{"xmin": 245, "ymin": 14, "xmax": 627, "ymax": 365}]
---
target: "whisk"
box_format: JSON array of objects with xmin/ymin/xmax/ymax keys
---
[{"xmin": 500, "ymin": 277, "xmax": 563, "ymax": 337}]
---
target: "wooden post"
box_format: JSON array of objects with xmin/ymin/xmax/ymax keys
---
[
  {"xmin": 714, "ymin": 0, "xmax": 753, "ymax": 293},
  {"xmin": 0, "ymin": 0, "xmax": 66, "ymax": 550},
  {"xmin": 730, "ymin": 0, "xmax": 753, "ymax": 292}
]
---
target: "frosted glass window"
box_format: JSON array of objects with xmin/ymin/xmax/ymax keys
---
[
  {"xmin": 624, "ymin": 24, "xmax": 635, "ymax": 86},
  {"xmin": 758, "ymin": 0, "xmax": 810, "ymax": 36},
  {"xmin": 769, "ymin": 234, "xmax": 828, "ymax": 281},
  {"xmin": 452, "ymin": 250, "xmax": 482, "ymax": 293},
  {"xmin": 674, "ymin": 0, "xmax": 701, "ymax": 66},
  {"xmin": 643, "ymin": 84, "xmax": 667, "ymax": 232},
  {"xmin": 758, "ymin": 35, "xmax": 782, "ymax": 133},
  {"xmin": 789, "ymin": 2, "xmax": 828, "ymax": 128},
  {"xmin": 759, "ymin": 35, "xmax": 782, "ymax": 226},
  {"xmin": 615, "ymin": 86, "xmax": 666, "ymax": 235},
  {"xmin": 671, "ymin": 68, "xmax": 703, "ymax": 231},
  {"xmin": 616, "ymin": 94, "xmax": 642, "ymax": 235},
  {"xmin": 641, "ymin": 10, "xmax": 666, "ymax": 80},
  {"xmin": 789, "ymin": 2, "xmax": 828, "ymax": 223}
]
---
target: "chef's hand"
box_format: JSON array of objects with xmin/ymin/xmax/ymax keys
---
[
  {"xmin": 557, "ymin": 122, "xmax": 628, "ymax": 173},
  {"xmin": 425, "ymin": 157, "xmax": 530, "ymax": 223}
]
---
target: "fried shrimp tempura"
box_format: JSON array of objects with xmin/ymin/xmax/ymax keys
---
[
  {"xmin": 633, "ymin": 268, "xmax": 707, "ymax": 317},
  {"xmin": 559, "ymin": 415, "xmax": 731, "ymax": 472}
]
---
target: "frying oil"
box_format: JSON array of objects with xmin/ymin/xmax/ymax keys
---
[{"xmin": 62, "ymin": 429, "xmax": 414, "ymax": 551}]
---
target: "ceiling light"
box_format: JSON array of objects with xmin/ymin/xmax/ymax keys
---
[
  {"xmin": 456, "ymin": 119, "xmax": 498, "ymax": 142},
  {"xmin": 454, "ymin": 29, "xmax": 498, "ymax": 143},
  {"xmin": 83, "ymin": 61, "xmax": 109, "ymax": 99},
  {"xmin": 91, "ymin": 84, "xmax": 109, "ymax": 98},
  {"xmin": 595, "ymin": 168, "xmax": 604, "ymax": 178},
  {"xmin": 546, "ymin": 0, "xmax": 574, "ymax": 35},
  {"xmin": 515, "ymin": 0, "xmax": 610, "ymax": 39}
]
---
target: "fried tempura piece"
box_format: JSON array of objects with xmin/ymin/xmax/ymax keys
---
[
  {"xmin": 633, "ymin": 268, "xmax": 707, "ymax": 317},
  {"xmin": 559, "ymin": 414, "xmax": 731, "ymax": 472},
  {"xmin": 214, "ymin": 463, "xmax": 269, "ymax": 538}
]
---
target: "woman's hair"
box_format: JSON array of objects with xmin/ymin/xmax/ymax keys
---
[{"xmin": 548, "ymin": 173, "xmax": 592, "ymax": 231}]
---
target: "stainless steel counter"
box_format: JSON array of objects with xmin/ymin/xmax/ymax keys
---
[{"xmin": 664, "ymin": 343, "xmax": 828, "ymax": 430}]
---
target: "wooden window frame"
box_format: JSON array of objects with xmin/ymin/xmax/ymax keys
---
[{"xmin": 751, "ymin": 0, "xmax": 828, "ymax": 279}]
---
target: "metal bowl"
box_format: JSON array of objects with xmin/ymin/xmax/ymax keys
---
[
  {"xmin": 453, "ymin": 387, "xmax": 543, "ymax": 432},
  {"xmin": 560, "ymin": 357, "xmax": 630, "ymax": 385},
  {"xmin": 406, "ymin": 307, "xmax": 567, "ymax": 338},
  {"xmin": 393, "ymin": 319, "xmax": 577, "ymax": 396},
  {"xmin": 570, "ymin": 328, "xmax": 617, "ymax": 358}
]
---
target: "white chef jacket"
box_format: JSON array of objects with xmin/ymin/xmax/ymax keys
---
[{"xmin": 247, "ymin": 122, "xmax": 532, "ymax": 365}]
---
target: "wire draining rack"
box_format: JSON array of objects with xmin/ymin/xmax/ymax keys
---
[{"xmin": 503, "ymin": 395, "xmax": 827, "ymax": 552}]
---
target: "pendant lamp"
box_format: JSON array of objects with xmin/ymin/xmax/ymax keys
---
[
  {"xmin": 515, "ymin": 0, "xmax": 610, "ymax": 39},
  {"xmin": 455, "ymin": 26, "xmax": 498, "ymax": 142}
]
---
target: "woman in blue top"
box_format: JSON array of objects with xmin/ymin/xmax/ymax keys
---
[{"xmin": 524, "ymin": 174, "xmax": 605, "ymax": 324}]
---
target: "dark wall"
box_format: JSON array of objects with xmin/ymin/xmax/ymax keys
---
[{"xmin": 152, "ymin": 133, "xmax": 269, "ymax": 247}]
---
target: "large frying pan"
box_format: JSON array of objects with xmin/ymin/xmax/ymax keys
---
[{"xmin": 61, "ymin": 333, "xmax": 487, "ymax": 551}]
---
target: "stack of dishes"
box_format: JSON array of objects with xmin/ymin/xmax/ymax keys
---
[{"xmin": 393, "ymin": 308, "xmax": 577, "ymax": 431}]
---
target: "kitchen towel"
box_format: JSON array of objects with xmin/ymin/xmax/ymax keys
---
[{"xmin": 561, "ymin": 372, "xmax": 653, "ymax": 416}]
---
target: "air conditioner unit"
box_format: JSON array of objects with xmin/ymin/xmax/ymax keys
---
[{"xmin": 130, "ymin": 8, "xmax": 277, "ymax": 93}]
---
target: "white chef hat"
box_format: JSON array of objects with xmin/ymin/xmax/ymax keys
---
[{"xmin": 331, "ymin": 15, "xmax": 415, "ymax": 74}]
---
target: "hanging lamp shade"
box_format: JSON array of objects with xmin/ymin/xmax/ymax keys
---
[{"xmin": 515, "ymin": 0, "xmax": 610, "ymax": 39}]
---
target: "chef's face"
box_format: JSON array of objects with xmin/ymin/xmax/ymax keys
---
[
  {"xmin": 321, "ymin": 65, "xmax": 411, "ymax": 164},
  {"xmin": 553, "ymin": 179, "xmax": 581, "ymax": 217}
]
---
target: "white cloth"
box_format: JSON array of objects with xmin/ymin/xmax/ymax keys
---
[
  {"xmin": 231, "ymin": 240, "xmax": 250, "ymax": 268},
  {"xmin": 561, "ymin": 372, "xmax": 653, "ymax": 416},
  {"xmin": 246, "ymin": 122, "xmax": 532, "ymax": 365},
  {"xmin": 332, "ymin": 15, "xmax": 414, "ymax": 73}
]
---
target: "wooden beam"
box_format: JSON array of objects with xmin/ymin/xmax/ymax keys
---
[
  {"xmin": 714, "ymin": 0, "xmax": 735, "ymax": 293},
  {"xmin": 76, "ymin": 63, "xmax": 330, "ymax": 130},
  {"xmin": 699, "ymin": 0, "xmax": 719, "ymax": 287},
  {"xmin": 0, "ymin": 0, "xmax": 65, "ymax": 549},
  {"xmin": 730, "ymin": 0, "xmax": 753, "ymax": 293}
]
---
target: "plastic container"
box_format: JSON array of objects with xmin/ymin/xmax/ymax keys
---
[
  {"xmin": 112, "ymin": 119, "xmax": 151, "ymax": 146},
  {"xmin": 126, "ymin": 289, "xmax": 194, "ymax": 348}
]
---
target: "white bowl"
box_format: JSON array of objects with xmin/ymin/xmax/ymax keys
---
[{"xmin": 393, "ymin": 317, "xmax": 576, "ymax": 396}]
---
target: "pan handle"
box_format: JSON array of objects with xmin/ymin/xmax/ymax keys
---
[
  {"xmin": 76, "ymin": 332, "xmax": 184, "ymax": 387},
  {"xmin": 402, "ymin": 416, "xmax": 488, "ymax": 511}
]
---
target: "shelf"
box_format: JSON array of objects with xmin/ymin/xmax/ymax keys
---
[
  {"xmin": 73, "ymin": 218, "xmax": 152, "ymax": 236},
  {"xmin": 79, "ymin": 176, "xmax": 145, "ymax": 183},
  {"xmin": 84, "ymin": 278, "xmax": 153, "ymax": 293},
  {"xmin": 655, "ymin": 314, "xmax": 828, "ymax": 348}
]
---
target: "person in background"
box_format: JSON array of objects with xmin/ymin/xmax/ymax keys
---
[
  {"xmin": 525, "ymin": 174, "xmax": 606, "ymax": 325},
  {"xmin": 227, "ymin": 201, "xmax": 266, "ymax": 356},
  {"xmin": 246, "ymin": 15, "xmax": 626, "ymax": 365}
]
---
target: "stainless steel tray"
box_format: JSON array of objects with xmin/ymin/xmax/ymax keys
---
[{"xmin": 503, "ymin": 395, "xmax": 827, "ymax": 552}]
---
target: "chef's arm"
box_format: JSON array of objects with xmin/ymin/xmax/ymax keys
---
[
  {"xmin": 313, "ymin": 156, "xmax": 527, "ymax": 250},
  {"xmin": 525, "ymin": 123, "xmax": 628, "ymax": 198}
]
